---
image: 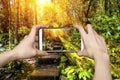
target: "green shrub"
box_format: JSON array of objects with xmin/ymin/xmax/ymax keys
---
[{"xmin": 92, "ymin": 14, "xmax": 120, "ymax": 79}]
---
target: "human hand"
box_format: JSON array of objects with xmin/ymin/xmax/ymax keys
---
[
  {"xmin": 12, "ymin": 25, "xmax": 48, "ymax": 59},
  {"xmin": 75, "ymin": 24, "xmax": 109, "ymax": 61}
]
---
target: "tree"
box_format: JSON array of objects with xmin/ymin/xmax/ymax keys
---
[{"xmin": 0, "ymin": 0, "xmax": 10, "ymax": 33}]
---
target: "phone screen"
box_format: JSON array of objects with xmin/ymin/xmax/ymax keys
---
[{"xmin": 38, "ymin": 27, "xmax": 81, "ymax": 53}]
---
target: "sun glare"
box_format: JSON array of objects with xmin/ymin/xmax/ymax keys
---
[{"xmin": 36, "ymin": 0, "xmax": 51, "ymax": 5}]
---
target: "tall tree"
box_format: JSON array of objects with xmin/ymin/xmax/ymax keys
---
[
  {"xmin": 14, "ymin": 0, "xmax": 20, "ymax": 44},
  {"xmin": 1, "ymin": 0, "xmax": 10, "ymax": 33}
]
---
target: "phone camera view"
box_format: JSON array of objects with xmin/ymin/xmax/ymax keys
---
[{"xmin": 39, "ymin": 28, "xmax": 81, "ymax": 52}]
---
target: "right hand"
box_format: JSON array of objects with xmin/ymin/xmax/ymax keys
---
[{"xmin": 75, "ymin": 24, "xmax": 109, "ymax": 61}]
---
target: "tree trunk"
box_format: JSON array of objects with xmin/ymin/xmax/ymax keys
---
[
  {"xmin": 99, "ymin": 0, "xmax": 105, "ymax": 14},
  {"xmin": 8, "ymin": 0, "xmax": 12, "ymax": 49},
  {"xmin": 14, "ymin": 0, "xmax": 20, "ymax": 44},
  {"xmin": 105, "ymin": 0, "xmax": 110, "ymax": 15},
  {"xmin": 1, "ymin": 0, "xmax": 9, "ymax": 33},
  {"xmin": 34, "ymin": 0, "xmax": 37, "ymax": 24}
]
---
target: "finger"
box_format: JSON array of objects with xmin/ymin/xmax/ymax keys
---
[
  {"xmin": 74, "ymin": 25, "xmax": 86, "ymax": 39},
  {"xmin": 36, "ymin": 49, "xmax": 49, "ymax": 56},
  {"xmin": 29, "ymin": 25, "xmax": 45, "ymax": 41},
  {"xmin": 34, "ymin": 42, "xmax": 38, "ymax": 48},
  {"xmin": 93, "ymin": 30, "xmax": 104, "ymax": 41},
  {"xmin": 98, "ymin": 36, "xmax": 107, "ymax": 47},
  {"xmin": 35, "ymin": 36, "xmax": 38, "ymax": 42},
  {"xmin": 93, "ymin": 30, "xmax": 100, "ymax": 39},
  {"xmin": 93, "ymin": 30, "xmax": 99, "ymax": 37},
  {"xmin": 93, "ymin": 30, "xmax": 103, "ymax": 43},
  {"xmin": 86, "ymin": 24, "xmax": 93, "ymax": 34}
]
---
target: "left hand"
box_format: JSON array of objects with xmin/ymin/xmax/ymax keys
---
[{"xmin": 13, "ymin": 25, "xmax": 48, "ymax": 59}]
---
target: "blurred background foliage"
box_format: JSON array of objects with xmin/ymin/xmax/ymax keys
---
[{"xmin": 0, "ymin": 0, "xmax": 120, "ymax": 80}]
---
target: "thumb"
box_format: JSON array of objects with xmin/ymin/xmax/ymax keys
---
[
  {"xmin": 29, "ymin": 25, "xmax": 45, "ymax": 41},
  {"xmin": 77, "ymin": 49, "xmax": 87, "ymax": 57}
]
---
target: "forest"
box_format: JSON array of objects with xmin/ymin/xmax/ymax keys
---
[{"xmin": 0, "ymin": 0, "xmax": 120, "ymax": 80}]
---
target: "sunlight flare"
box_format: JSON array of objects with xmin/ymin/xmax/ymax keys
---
[
  {"xmin": 43, "ymin": 29, "xmax": 65, "ymax": 39},
  {"xmin": 36, "ymin": 0, "xmax": 51, "ymax": 5}
]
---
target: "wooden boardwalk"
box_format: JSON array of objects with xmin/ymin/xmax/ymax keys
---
[{"xmin": 30, "ymin": 53, "xmax": 61, "ymax": 80}]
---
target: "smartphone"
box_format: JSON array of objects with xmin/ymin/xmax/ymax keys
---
[{"xmin": 38, "ymin": 27, "xmax": 82, "ymax": 53}]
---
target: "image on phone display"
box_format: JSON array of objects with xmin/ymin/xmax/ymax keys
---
[{"xmin": 38, "ymin": 27, "xmax": 81, "ymax": 53}]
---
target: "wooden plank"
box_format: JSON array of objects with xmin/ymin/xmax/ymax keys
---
[
  {"xmin": 31, "ymin": 67, "xmax": 60, "ymax": 77},
  {"xmin": 39, "ymin": 53, "xmax": 61, "ymax": 59}
]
